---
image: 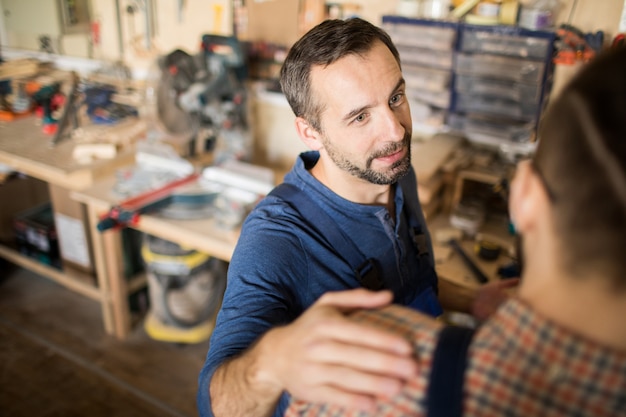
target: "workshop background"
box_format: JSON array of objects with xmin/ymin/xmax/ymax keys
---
[{"xmin": 0, "ymin": 1, "xmax": 625, "ymax": 416}]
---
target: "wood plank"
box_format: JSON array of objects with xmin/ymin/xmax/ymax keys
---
[
  {"xmin": 556, "ymin": 0, "xmax": 623, "ymax": 41},
  {"xmin": 136, "ymin": 215, "xmax": 239, "ymax": 261},
  {"xmin": 0, "ymin": 116, "xmax": 136, "ymax": 190},
  {"xmin": 85, "ymin": 203, "xmax": 116, "ymax": 335},
  {"xmin": 0, "ymin": 243, "xmax": 100, "ymax": 300},
  {"xmin": 73, "ymin": 176, "xmax": 241, "ymax": 262},
  {"xmin": 102, "ymin": 225, "xmax": 132, "ymax": 339},
  {"xmin": 0, "ymin": 58, "xmax": 46, "ymax": 80}
]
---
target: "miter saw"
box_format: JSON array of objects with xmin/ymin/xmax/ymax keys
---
[
  {"xmin": 150, "ymin": 34, "xmax": 251, "ymax": 163},
  {"xmin": 102, "ymin": 35, "xmax": 252, "ymax": 234},
  {"xmin": 127, "ymin": 35, "xmax": 252, "ymax": 344}
]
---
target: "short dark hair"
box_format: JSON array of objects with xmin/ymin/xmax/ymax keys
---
[
  {"xmin": 279, "ymin": 18, "xmax": 401, "ymax": 132},
  {"xmin": 534, "ymin": 46, "xmax": 626, "ymax": 288}
]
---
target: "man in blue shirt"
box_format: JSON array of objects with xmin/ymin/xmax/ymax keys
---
[{"xmin": 198, "ymin": 18, "xmax": 513, "ymax": 417}]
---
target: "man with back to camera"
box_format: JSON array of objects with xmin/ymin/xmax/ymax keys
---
[
  {"xmin": 284, "ymin": 45, "xmax": 626, "ymax": 417},
  {"xmin": 197, "ymin": 18, "xmax": 516, "ymax": 417}
]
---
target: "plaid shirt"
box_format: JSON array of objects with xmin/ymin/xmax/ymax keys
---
[{"xmin": 286, "ymin": 298, "xmax": 626, "ymax": 417}]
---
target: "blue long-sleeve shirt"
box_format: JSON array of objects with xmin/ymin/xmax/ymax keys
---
[{"xmin": 197, "ymin": 151, "xmax": 441, "ymax": 417}]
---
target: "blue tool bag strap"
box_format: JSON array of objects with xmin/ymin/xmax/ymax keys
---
[
  {"xmin": 402, "ymin": 186, "xmax": 438, "ymax": 295},
  {"xmin": 268, "ymin": 183, "xmax": 384, "ymax": 290},
  {"xmin": 426, "ymin": 325, "xmax": 476, "ymax": 417}
]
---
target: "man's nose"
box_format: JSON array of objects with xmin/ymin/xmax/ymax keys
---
[{"xmin": 380, "ymin": 107, "xmax": 406, "ymax": 142}]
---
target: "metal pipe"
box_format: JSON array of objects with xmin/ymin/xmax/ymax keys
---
[
  {"xmin": 145, "ymin": 0, "xmax": 152, "ymax": 51},
  {"xmin": 115, "ymin": 0, "xmax": 125, "ymax": 60}
]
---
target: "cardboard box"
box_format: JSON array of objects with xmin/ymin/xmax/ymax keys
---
[
  {"xmin": 245, "ymin": 0, "xmax": 325, "ymax": 46},
  {"xmin": 0, "ymin": 175, "xmax": 50, "ymax": 243},
  {"xmin": 245, "ymin": 0, "xmax": 300, "ymax": 45},
  {"xmin": 48, "ymin": 184, "xmax": 95, "ymax": 276},
  {"xmin": 300, "ymin": 0, "xmax": 326, "ymax": 37}
]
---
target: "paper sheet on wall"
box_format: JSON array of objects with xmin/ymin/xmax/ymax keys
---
[
  {"xmin": 620, "ymin": 0, "xmax": 626, "ymax": 33},
  {"xmin": 54, "ymin": 213, "xmax": 90, "ymax": 268}
]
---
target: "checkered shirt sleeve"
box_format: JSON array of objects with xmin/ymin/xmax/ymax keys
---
[{"xmin": 285, "ymin": 299, "xmax": 626, "ymax": 417}]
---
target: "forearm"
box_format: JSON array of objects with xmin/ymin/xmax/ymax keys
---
[
  {"xmin": 209, "ymin": 331, "xmax": 283, "ymax": 417},
  {"xmin": 437, "ymin": 277, "xmax": 476, "ymax": 314}
]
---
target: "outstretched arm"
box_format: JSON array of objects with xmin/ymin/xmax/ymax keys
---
[
  {"xmin": 438, "ymin": 276, "xmax": 520, "ymax": 320},
  {"xmin": 208, "ymin": 289, "xmax": 419, "ymax": 417}
]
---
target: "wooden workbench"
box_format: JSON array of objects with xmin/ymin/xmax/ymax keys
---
[
  {"xmin": 1, "ymin": 113, "xmax": 514, "ymax": 340},
  {"xmin": 0, "ymin": 117, "xmax": 135, "ymax": 191},
  {"xmin": 429, "ymin": 214, "xmax": 516, "ymax": 287},
  {"xmin": 72, "ymin": 171, "xmax": 515, "ymax": 339},
  {"xmin": 72, "ymin": 175, "xmax": 243, "ymax": 339},
  {"xmin": 0, "ymin": 116, "xmax": 136, "ymax": 338}
]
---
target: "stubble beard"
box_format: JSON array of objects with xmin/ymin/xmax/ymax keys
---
[{"xmin": 324, "ymin": 132, "xmax": 413, "ymax": 185}]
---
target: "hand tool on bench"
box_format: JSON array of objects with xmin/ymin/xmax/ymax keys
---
[
  {"xmin": 449, "ymin": 238, "xmax": 490, "ymax": 284},
  {"xmin": 97, "ymin": 172, "xmax": 200, "ymax": 232},
  {"xmin": 51, "ymin": 72, "xmax": 82, "ymax": 146}
]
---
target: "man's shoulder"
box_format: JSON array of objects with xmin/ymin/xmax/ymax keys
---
[
  {"xmin": 232, "ymin": 186, "xmax": 320, "ymax": 266},
  {"xmin": 350, "ymin": 304, "xmax": 442, "ymax": 347},
  {"xmin": 243, "ymin": 189, "xmax": 311, "ymax": 233},
  {"xmin": 286, "ymin": 305, "xmax": 443, "ymax": 417}
]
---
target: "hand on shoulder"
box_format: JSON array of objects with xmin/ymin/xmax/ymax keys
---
[{"xmin": 252, "ymin": 289, "xmax": 419, "ymax": 412}]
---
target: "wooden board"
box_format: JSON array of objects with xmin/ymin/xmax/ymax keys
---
[
  {"xmin": 72, "ymin": 176, "xmax": 241, "ymax": 262},
  {"xmin": 556, "ymin": 0, "xmax": 623, "ymax": 43},
  {"xmin": 0, "ymin": 116, "xmax": 135, "ymax": 190},
  {"xmin": 0, "ymin": 58, "xmax": 48, "ymax": 81}
]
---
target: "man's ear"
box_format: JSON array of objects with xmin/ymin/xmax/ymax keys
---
[
  {"xmin": 295, "ymin": 116, "xmax": 323, "ymax": 151},
  {"xmin": 509, "ymin": 161, "xmax": 534, "ymax": 232},
  {"xmin": 509, "ymin": 160, "xmax": 541, "ymax": 233}
]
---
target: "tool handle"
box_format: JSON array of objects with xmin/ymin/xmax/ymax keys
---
[
  {"xmin": 449, "ymin": 239, "xmax": 489, "ymax": 284},
  {"xmin": 51, "ymin": 72, "xmax": 80, "ymax": 146},
  {"xmin": 97, "ymin": 216, "xmax": 118, "ymax": 232}
]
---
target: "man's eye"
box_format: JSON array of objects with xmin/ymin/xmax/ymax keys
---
[
  {"xmin": 390, "ymin": 93, "xmax": 404, "ymax": 105},
  {"xmin": 355, "ymin": 114, "xmax": 367, "ymax": 123}
]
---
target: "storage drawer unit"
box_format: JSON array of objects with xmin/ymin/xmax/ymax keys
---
[
  {"xmin": 380, "ymin": 18, "xmax": 555, "ymax": 145},
  {"xmin": 382, "ymin": 16, "xmax": 457, "ymax": 51},
  {"xmin": 459, "ymin": 26, "xmax": 553, "ymax": 60},
  {"xmin": 454, "ymin": 53, "xmax": 546, "ymax": 84},
  {"xmin": 447, "ymin": 114, "xmax": 535, "ymax": 144},
  {"xmin": 455, "ymin": 93, "xmax": 540, "ymax": 120},
  {"xmin": 455, "ymin": 74, "xmax": 541, "ymax": 103},
  {"xmin": 403, "ymin": 64, "xmax": 452, "ymax": 92},
  {"xmin": 451, "ymin": 24, "xmax": 555, "ymax": 146},
  {"xmin": 381, "ymin": 16, "xmax": 459, "ymax": 132},
  {"xmin": 397, "ymin": 45, "xmax": 455, "ymax": 70}
]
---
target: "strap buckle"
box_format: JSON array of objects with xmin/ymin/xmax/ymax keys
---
[{"xmin": 355, "ymin": 258, "xmax": 384, "ymax": 290}]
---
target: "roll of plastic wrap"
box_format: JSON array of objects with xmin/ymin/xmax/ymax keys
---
[{"xmin": 499, "ymin": 1, "xmax": 519, "ymax": 25}]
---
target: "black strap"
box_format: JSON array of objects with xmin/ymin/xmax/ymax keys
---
[
  {"xmin": 268, "ymin": 183, "xmax": 384, "ymax": 290},
  {"xmin": 427, "ymin": 325, "xmax": 476, "ymax": 417}
]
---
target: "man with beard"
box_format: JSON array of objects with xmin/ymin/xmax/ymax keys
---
[
  {"xmin": 198, "ymin": 18, "xmax": 514, "ymax": 417},
  {"xmin": 283, "ymin": 45, "xmax": 626, "ymax": 417}
]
